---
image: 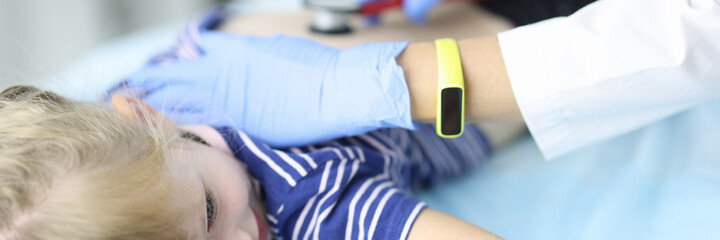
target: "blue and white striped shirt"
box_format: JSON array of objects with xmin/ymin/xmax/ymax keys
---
[{"xmin": 213, "ymin": 124, "xmax": 490, "ymax": 240}]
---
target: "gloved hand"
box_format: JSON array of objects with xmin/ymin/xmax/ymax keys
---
[
  {"xmin": 360, "ymin": 0, "xmax": 443, "ymax": 25},
  {"xmin": 123, "ymin": 31, "xmax": 413, "ymax": 147},
  {"xmin": 403, "ymin": 0, "xmax": 444, "ymax": 24}
]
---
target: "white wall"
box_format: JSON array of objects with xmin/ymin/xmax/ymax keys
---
[{"xmin": 0, "ymin": 0, "xmax": 224, "ymax": 90}]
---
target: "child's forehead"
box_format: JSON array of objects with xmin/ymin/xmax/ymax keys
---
[
  {"xmin": 165, "ymin": 147, "xmax": 200, "ymax": 187},
  {"xmin": 167, "ymin": 145, "xmax": 206, "ymax": 172},
  {"xmin": 165, "ymin": 152, "xmax": 207, "ymax": 236}
]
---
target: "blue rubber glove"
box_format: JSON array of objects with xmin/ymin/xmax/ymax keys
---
[
  {"xmin": 360, "ymin": 0, "xmax": 443, "ymax": 25},
  {"xmin": 403, "ymin": 0, "xmax": 443, "ymax": 24},
  {"xmin": 123, "ymin": 31, "xmax": 414, "ymax": 147}
]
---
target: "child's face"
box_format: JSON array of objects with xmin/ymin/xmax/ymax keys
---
[
  {"xmin": 170, "ymin": 130, "xmax": 261, "ymax": 239},
  {"xmin": 111, "ymin": 95, "xmax": 262, "ymax": 239}
]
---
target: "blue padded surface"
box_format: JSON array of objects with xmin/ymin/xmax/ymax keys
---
[{"xmin": 416, "ymin": 99, "xmax": 720, "ymax": 239}]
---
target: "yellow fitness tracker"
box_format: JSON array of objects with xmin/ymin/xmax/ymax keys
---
[{"xmin": 435, "ymin": 38, "xmax": 465, "ymax": 138}]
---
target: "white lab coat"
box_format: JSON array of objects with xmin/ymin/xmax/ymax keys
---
[{"xmin": 497, "ymin": 0, "xmax": 720, "ymax": 159}]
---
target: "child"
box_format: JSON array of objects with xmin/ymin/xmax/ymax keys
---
[
  {"xmin": 0, "ymin": 85, "xmax": 500, "ymax": 240},
  {"xmin": 1, "ymin": 9, "xmax": 502, "ymax": 240}
]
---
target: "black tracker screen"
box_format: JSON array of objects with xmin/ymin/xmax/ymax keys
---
[{"xmin": 440, "ymin": 87, "xmax": 463, "ymax": 136}]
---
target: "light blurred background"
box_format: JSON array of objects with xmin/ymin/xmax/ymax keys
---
[
  {"xmin": 0, "ymin": 0, "xmax": 234, "ymax": 91},
  {"xmin": 0, "ymin": 0, "xmax": 585, "ymax": 94},
  {"xmin": 3, "ymin": 2, "xmax": 719, "ymax": 240}
]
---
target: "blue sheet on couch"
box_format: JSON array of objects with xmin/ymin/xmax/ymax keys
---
[{"xmin": 416, "ymin": 99, "xmax": 720, "ymax": 240}]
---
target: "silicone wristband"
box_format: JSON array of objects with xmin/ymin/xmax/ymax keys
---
[{"xmin": 435, "ymin": 38, "xmax": 465, "ymax": 138}]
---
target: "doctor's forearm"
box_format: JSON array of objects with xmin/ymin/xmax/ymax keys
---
[{"xmin": 397, "ymin": 35, "xmax": 523, "ymax": 123}]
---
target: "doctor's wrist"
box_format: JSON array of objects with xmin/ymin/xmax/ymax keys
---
[
  {"xmin": 397, "ymin": 41, "xmax": 437, "ymax": 123},
  {"xmin": 396, "ymin": 36, "xmax": 523, "ymax": 123}
]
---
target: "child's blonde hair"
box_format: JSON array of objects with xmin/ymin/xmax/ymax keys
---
[{"xmin": 0, "ymin": 86, "xmax": 191, "ymax": 239}]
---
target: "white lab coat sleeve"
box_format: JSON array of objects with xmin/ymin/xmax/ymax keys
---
[{"xmin": 497, "ymin": 0, "xmax": 720, "ymax": 160}]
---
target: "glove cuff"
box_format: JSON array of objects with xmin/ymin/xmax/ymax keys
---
[{"xmin": 335, "ymin": 41, "xmax": 416, "ymax": 136}]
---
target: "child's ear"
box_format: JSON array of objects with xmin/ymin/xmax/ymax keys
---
[{"xmin": 111, "ymin": 94, "xmax": 175, "ymax": 128}]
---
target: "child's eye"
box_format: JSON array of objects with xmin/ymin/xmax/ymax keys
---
[
  {"xmin": 206, "ymin": 191, "xmax": 217, "ymax": 231},
  {"xmin": 181, "ymin": 131, "xmax": 210, "ymax": 146}
]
